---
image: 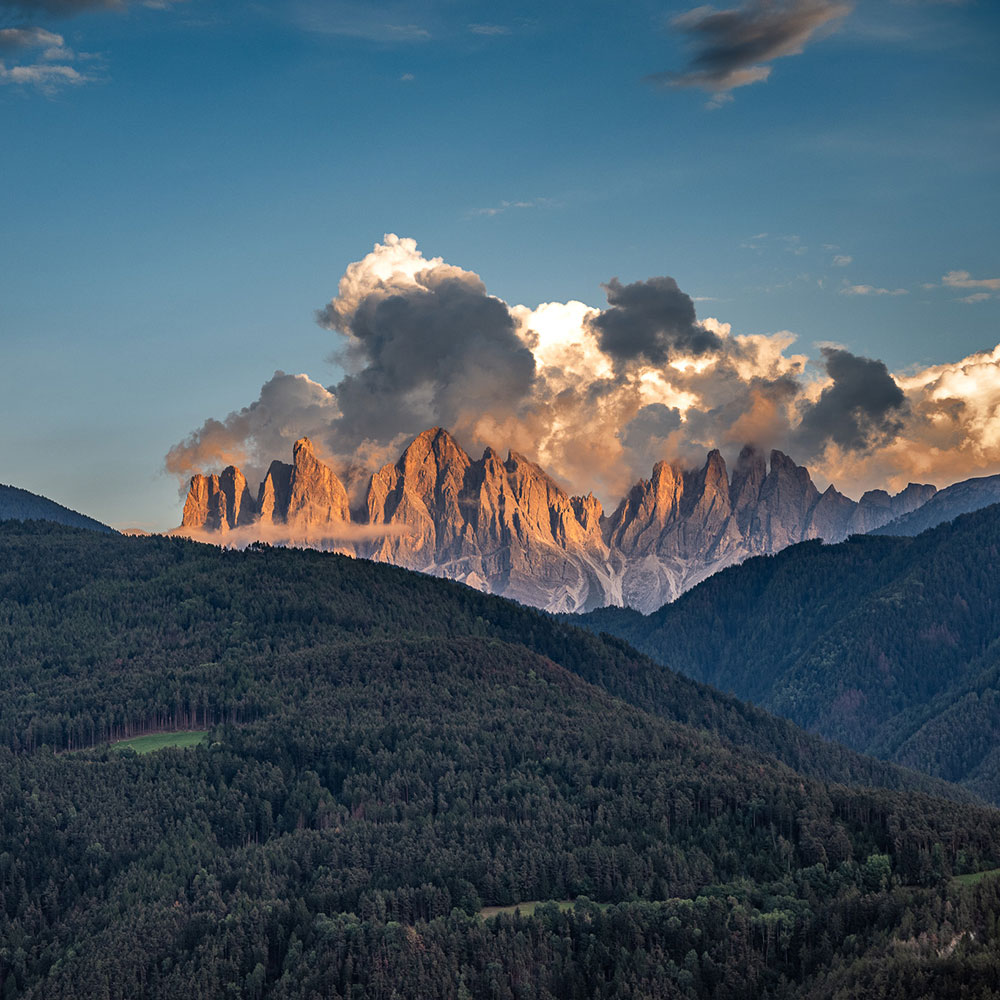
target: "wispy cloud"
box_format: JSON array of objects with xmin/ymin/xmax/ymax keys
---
[
  {"xmin": 740, "ymin": 232, "xmax": 810, "ymax": 255},
  {"xmin": 293, "ymin": 3, "xmax": 432, "ymax": 43},
  {"xmin": 468, "ymin": 23, "xmax": 509, "ymax": 36},
  {"xmin": 832, "ymin": 254, "xmax": 852, "ymax": 266},
  {"xmin": 648, "ymin": 0, "xmax": 853, "ymax": 103},
  {"xmin": 840, "ymin": 283, "xmax": 908, "ymax": 296},
  {"xmin": 467, "ymin": 197, "xmax": 554, "ymax": 218}
]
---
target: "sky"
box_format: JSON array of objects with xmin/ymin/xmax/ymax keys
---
[{"xmin": 1, "ymin": 0, "xmax": 998, "ymax": 530}]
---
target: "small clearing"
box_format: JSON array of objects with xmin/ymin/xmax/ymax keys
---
[
  {"xmin": 111, "ymin": 731, "xmax": 208, "ymax": 754},
  {"xmin": 951, "ymin": 868, "xmax": 1000, "ymax": 889}
]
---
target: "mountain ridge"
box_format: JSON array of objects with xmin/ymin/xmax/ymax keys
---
[
  {"xmin": 178, "ymin": 428, "xmax": 945, "ymax": 611},
  {"xmin": 0, "ymin": 483, "xmax": 115, "ymax": 534}
]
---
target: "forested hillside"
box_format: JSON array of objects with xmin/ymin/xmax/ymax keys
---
[
  {"xmin": 0, "ymin": 484, "xmax": 113, "ymax": 534},
  {"xmin": 576, "ymin": 505, "xmax": 1000, "ymax": 803},
  {"xmin": 4, "ymin": 523, "xmax": 1000, "ymax": 998}
]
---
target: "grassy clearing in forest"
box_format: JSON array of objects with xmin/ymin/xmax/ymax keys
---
[
  {"xmin": 111, "ymin": 731, "xmax": 208, "ymax": 754},
  {"xmin": 951, "ymin": 867, "xmax": 1000, "ymax": 888}
]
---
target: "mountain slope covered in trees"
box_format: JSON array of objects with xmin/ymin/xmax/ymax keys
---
[
  {"xmin": 576, "ymin": 504, "xmax": 1000, "ymax": 803},
  {"xmin": 4, "ymin": 523, "xmax": 1000, "ymax": 998},
  {"xmin": 0, "ymin": 483, "xmax": 113, "ymax": 533}
]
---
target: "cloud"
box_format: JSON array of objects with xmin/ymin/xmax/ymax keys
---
[
  {"xmin": 168, "ymin": 235, "xmax": 1000, "ymax": 510},
  {"xmin": 293, "ymin": 3, "xmax": 432, "ymax": 42},
  {"xmin": 0, "ymin": 0, "xmax": 122, "ymax": 14},
  {"xmin": 468, "ymin": 23, "xmax": 509, "ymax": 36},
  {"xmin": 832, "ymin": 254, "xmax": 853, "ymax": 266},
  {"xmin": 0, "ymin": 25, "xmax": 95, "ymax": 91},
  {"xmin": 793, "ymin": 347, "xmax": 906, "ymax": 456},
  {"xmin": 588, "ymin": 276, "xmax": 721, "ymax": 365},
  {"xmin": 468, "ymin": 198, "xmax": 551, "ymax": 218},
  {"xmin": 942, "ymin": 270, "xmax": 1000, "ymax": 291},
  {"xmin": 0, "ymin": 0, "xmax": 185, "ymax": 14},
  {"xmin": 165, "ymin": 371, "xmax": 342, "ymax": 491},
  {"xmin": 649, "ymin": 0, "xmax": 853, "ymax": 99},
  {"xmin": 175, "ymin": 520, "xmax": 411, "ymax": 551},
  {"xmin": 0, "ymin": 25, "xmax": 61, "ymax": 50},
  {"xmin": 840, "ymin": 283, "xmax": 908, "ymax": 296}
]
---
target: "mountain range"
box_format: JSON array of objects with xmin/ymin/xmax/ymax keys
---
[{"xmin": 181, "ymin": 427, "xmax": 953, "ymax": 612}]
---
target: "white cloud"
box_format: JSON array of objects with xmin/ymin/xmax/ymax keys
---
[
  {"xmin": 943, "ymin": 270, "xmax": 1000, "ymax": 291},
  {"xmin": 0, "ymin": 27, "xmax": 96, "ymax": 92},
  {"xmin": 832, "ymin": 254, "xmax": 853, "ymax": 266},
  {"xmin": 840, "ymin": 283, "xmax": 908, "ymax": 296}
]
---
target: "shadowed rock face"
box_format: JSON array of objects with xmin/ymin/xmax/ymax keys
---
[{"xmin": 180, "ymin": 428, "xmax": 942, "ymax": 613}]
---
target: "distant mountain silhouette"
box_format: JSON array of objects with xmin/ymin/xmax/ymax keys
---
[
  {"xmin": 0, "ymin": 483, "xmax": 114, "ymax": 534},
  {"xmin": 873, "ymin": 473, "xmax": 1000, "ymax": 537}
]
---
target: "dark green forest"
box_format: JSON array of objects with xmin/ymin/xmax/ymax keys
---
[
  {"xmin": 576, "ymin": 504, "xmax": 1000, "ymax": 803},
  {"xmin": 4, "ymin": 522, "xmax": 1000, "ymax": 997}
]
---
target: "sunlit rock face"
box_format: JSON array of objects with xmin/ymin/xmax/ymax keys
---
[{"xmin": 179, "ymin": 428, "xmax": 939, "ymax": 613}]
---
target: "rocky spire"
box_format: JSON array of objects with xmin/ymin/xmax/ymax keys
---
[
  {"xmin": 178, "ymin": 429, "xmax": 943, "ymax": 614},
  {"xmin": 257, "ymin": 461, "xmax": 293, "ymax": 526},
  {"xmin": 285, "ymin": 437, "xmax": 350, "ymax": 528}
]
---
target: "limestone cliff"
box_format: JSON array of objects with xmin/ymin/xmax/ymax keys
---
[{"xmin": 179, "ymin": 428, "xmax": 942, "ymax": 613}]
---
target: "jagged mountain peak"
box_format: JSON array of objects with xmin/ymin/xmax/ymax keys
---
[{"xmin": 179, "ymin": 426, "xmax": 949, "ymax": 614}]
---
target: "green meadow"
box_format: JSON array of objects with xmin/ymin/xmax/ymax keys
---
[{"xmin": 111, "ymin": 731, "xmax": 208, "ymax": 754}]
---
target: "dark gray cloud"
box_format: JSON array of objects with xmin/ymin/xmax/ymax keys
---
[
  {"xmin": 794, "ymin": 347, "xmax": 907, "ymax": 456},
  {"xmin": 589, "ymin": 276, "xmax": 720, "ymax": 365},
  {"xmin": 0, "ymin": 0, "xmax": 122, "ymax": 14},
  {"xmin": 649, "ymin": 0, "xmax": 852, "ymax": 97},
  {"xmin": 319, "ymin": 266, "xmax": 536, "ymax": 449}
]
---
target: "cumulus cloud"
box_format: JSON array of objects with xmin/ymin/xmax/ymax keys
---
[
  {"xmin": 165, "ymin": 371, "xmax": 342, "ymax": 491},
  {"xmin": 793, "ymin": 347, "xmax": 906, "ymax": 456},
  {"xmin": 648, "ymin": 0, "xmax": 853, "ymax": 99},
  {"xmin": 314, "ymin": 234, "xmax": 536, "ymax": 458},
  {"xmin": 168, "ymin": 234, "xmax": 1000, "ymax": 509},
  {"xmin": 588, "ymin": 276, "xmax": 721, "ymax": 365}
]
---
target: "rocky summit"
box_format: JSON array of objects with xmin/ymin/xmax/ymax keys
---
[{"xmin": 180, "ymin": 429, "xmax": 937, "ymax": 613}]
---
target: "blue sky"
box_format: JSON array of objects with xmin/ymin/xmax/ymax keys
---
[{"xmin": 1, "ymin": 0, "xmax": 998, "ymax": 528}]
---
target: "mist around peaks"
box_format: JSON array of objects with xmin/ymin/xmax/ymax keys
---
[{"xmin": 166, "ymin": 234, "xmax": 1000, "ymax": 505}]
